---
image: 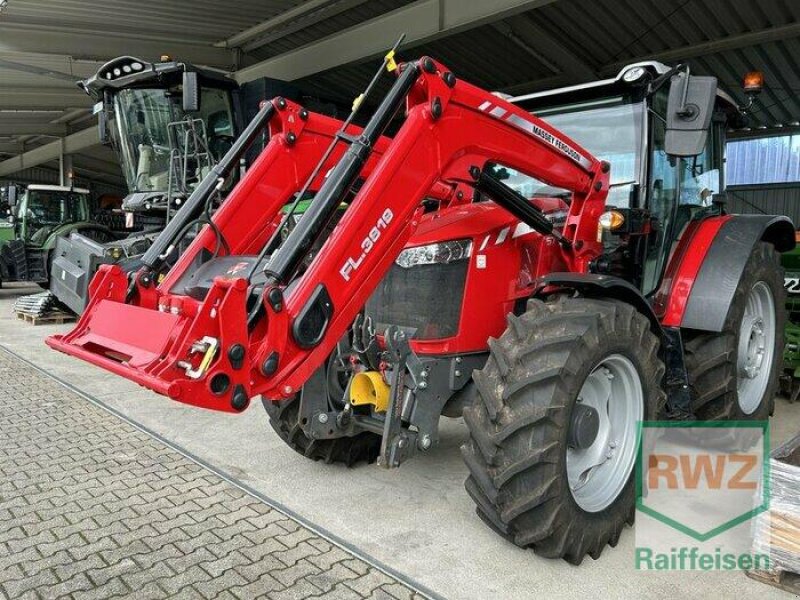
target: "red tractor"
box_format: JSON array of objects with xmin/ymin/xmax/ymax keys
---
[{"xmin": 48, "ymin": 52, "xmax": 793, "ymax": 564}]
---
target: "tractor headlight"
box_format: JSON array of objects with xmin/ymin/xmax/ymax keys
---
[
  {"xmin": 105, "ymin": 246, "xmax": 123, "ymax": 260},
  {"xmin": 599, "ymin": 210, "xmax": 625, "ymax": 231},
  {"xmin": 395, "ymin": 239, "xmax": 472, "ymax": 269}
]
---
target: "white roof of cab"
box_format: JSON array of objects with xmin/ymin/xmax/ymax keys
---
[
  {"xmin": 26, "ymin": 184, "xmax": 90, "ymax": 194},
  {"xmin": 510, "ymin": 62, "xmax": 671, "ymax": 103}
]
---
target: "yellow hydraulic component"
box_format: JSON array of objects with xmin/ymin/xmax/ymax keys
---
[
  {"xmin": 385, "ymin": 49, "xmax": 398, "ymax": 72},
  {"xmin": 349, "ymin": 371, "xmax": 390, "ymax": 412},
  {"xmin": 352, "ymin": 93, "xmax": 365, "ymax": 112}
]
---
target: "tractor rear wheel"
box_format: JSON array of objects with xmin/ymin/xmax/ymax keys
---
[
  {"xmin": 262, "ymin": 357, "xmax": 381, "ymax": 466},
  {"xmin": 685, "ymin": 242, "xmax": 785, "ymax": 420},
  {"xmin": 462, "ymin": 297, "xmax": 665, "ymax": 564}
]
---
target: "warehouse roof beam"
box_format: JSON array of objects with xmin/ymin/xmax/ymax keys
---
[
  {"xmin": 240, "ymin": 0, "xmax": 371, "ymax": 54},
  {"xmin": 0, "ymin": 23, "xmax": 235, "ymax": 68},
  {"xmin": 234, "ymin": 0, "xmax": 558, "ymax": 83},
  {"xmin": 0, "ymin": 127, "xmax": 98, "ymax": 177},
  {"xmin": 220, "ymin": 0, "xmax": 340, "ymax": 49}
]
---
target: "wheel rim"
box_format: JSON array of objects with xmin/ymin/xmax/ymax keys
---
[
  {"xmin": 737, "ymin": 281, "xmax": 776, "ymax": 415},
  {"xmin": 566, "ymin": 354, "xmax": 643, "ymax": 513}
]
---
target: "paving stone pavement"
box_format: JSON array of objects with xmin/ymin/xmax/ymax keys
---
[{"xmin": 0, "ymin": 348, "xmax": 428, "ymax": 600}]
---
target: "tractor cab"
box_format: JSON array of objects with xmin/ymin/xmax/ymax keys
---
[
  {"xmin": 12, "ymin": 185, "xmax": 91, "ymax": 245},
  {"xmin": 47, "ymin": 57, "xmax": 240, "ymax": 313},
  {"xmin": 0, "ymin": 184, "xmax": 114, "ymax": 285},
  {"xmin": 80, "ymin": 56, "xmax": 238, "ymax": 215},
  {"xmin": 511, "ymin": 61, "xmax": 739, "ymax": 295}
]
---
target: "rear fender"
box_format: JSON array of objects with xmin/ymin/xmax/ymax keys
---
[{"xmin": 660, "ymin": 214, "xmax": 794, "ymax": 332}]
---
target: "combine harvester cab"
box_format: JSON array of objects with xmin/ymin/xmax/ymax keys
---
[
  {"xmin": 49, "ymin": 56, "xmax": 241, "ymax": 315},
  {"xmin": 48, "ymin": 97, "xmax": 392, "ymax": 411}
]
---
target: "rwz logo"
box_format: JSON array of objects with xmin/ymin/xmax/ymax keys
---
[
  {"xmin": 648, "ymin": 453, "xmax": 758, "ymax": 490},
  {"xmin": 636, "ymin": 422, "xmax": 769, "ymax": 544}
]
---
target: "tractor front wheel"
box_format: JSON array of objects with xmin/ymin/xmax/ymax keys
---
[
  {"xmin": 462, "ymin": 297, "xmax": 665, "ymax": 564},
  {"xmin": 262, "ymin": 357, "xmax": 381, "ymax": 466}
]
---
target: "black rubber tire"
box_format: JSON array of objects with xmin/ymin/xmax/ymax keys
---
[
  {"xmin": 37, "ymin": 252, "xmax": 54, "ymax": 289},
  {"xmin": 685, "ymin": 242, "xmax": 785, "ymax": 421},
  {"xmin": 461, "ymin": 297, "xmax": 665, "ymax": 564},
  {"xmin": 262, "ymin": 393, "xmax": 380, "ymax": 467}
]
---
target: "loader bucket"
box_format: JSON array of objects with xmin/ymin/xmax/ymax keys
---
[{"xmin": 47, "ymin": 262, "xmax": 253, "ymax": 412}]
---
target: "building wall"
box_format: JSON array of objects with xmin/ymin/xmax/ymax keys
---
[
  {"xmin": 726, "ymin": 184, "xmax": 800, "ymax": 226},
  {"xmin": 0, "ymin": 167, "xmax": 126, "ymax": 206}
]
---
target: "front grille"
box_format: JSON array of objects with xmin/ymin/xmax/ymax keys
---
[{"xmin": 365, "ymin": 261, "xmax": 468, "ymax": 340}]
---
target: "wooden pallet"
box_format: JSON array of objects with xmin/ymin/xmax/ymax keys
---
[
  {"xmin": 747, "ymin": 433, "xmax": 800, "ymax": 595},
  {"xmin": 747, "ymin": 568, "xmax": 800, "ymax": 595},
  {"xmin": 15, "ymin": 310, "xmax": 76, "ymax": 326}
]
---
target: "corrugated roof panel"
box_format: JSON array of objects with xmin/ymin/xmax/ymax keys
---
[{"xmin": 6, "ymin": 0, "xmax": 298, "ymax": 42}]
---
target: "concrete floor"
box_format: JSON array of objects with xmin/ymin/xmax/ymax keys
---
[{"xmin": 1, "ymin": 281, "xmax": 798, "ymax": 599}]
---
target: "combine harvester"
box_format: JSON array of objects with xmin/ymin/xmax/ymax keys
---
[
  {"xmin": 49, "ymin": 46, "xmax": 793, "ymax": 563},
  {"xmin": 49, "ymin": 56, "xmax": 239, "ymax": 315}
]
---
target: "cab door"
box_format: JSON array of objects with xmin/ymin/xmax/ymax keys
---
[{"xmin": 641, "ymin": 89, "xmax": 723, "ymax": 296}]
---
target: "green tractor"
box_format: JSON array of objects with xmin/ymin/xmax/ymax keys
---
[
  {"xmin": 0, "ymin": 184, "xmax": 115, "ymax": 287},
  {"xmin": 782, "ymin": 237, "xmax": 800, "ymax": 401}
]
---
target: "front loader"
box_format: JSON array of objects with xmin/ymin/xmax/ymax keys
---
[{"xmin": 49, "ymin": 51, "xmax": 793, "ymax": 564}]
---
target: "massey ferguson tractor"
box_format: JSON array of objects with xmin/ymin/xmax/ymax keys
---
[{"xmin": 48, "ymin": 50, "xmax": 793, "ymax": 564}]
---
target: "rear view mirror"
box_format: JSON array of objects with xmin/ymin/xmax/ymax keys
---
[
  {"xmin": 97, "ymin": 107, "xmax": 110, "ymax": 145},
  {"xmin": 665, "ymin": 73, "xmax": 717, "ymax": 157},
  {"xmin": 182, "ymin": 71, "xmax": 200, "ymax": 112},
  {"xmin": 7, "ymin": 185, "xmax": 18, "ymax": 208},
  {"xmin": 97, "ymin": 91, "xmax": 113, "ymax": 145}
]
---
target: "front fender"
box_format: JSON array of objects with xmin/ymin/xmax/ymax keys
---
[
  {"xmin": 660, "ymin": 214, "xmax": 794, "ymax": 332},
  {"xmin": 533, "ymin": 272, "xmax": 662, "ymax": 335}
]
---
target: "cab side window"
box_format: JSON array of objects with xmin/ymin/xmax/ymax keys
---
[{"xmin": 679, "ymin": 128, "xmax": 721, "ymax": 208}]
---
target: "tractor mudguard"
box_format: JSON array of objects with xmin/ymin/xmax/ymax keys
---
[
  {"xmin": 45, "ymin": 222, "xmax": 115, "ymax": 249},
  {"xmin": 662, "ymin": 214, "xmax": 794, "ymax": 332},
  {"xmin": 533, "ymin": 272, "xmax": 662, "ymax": 335}
]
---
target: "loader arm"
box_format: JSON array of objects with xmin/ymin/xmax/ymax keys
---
[
  {"xmin": 48, "ymin": 58, "xmax": 608, "ymax": 413},
  {"xmin": 48, "ymin": 98, "xmax": 393, "ymax": 409},
  {"xmin": 251, "ymin": 58, "xmax": 609, "ymax": 400}
]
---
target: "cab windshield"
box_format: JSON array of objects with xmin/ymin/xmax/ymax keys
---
[
  {"xmin": 113, "ymin": 87, "xmax": 234, "ymax": 193},
  {"xmin": 501, "ymin": 97, "xmax": 645, "ymax": 208},
  {"xmin": 22, "ymin": 190, "xmax": 88, "ymax": 239}
]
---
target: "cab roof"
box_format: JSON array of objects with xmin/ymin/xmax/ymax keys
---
[
  {"xmin": 511, "ymin": 61, "xmax": 739, "ymax": 113},
  {"xmin": 27, "ymin": 184, "xmax": 90, "ymax": 194},
  {"xmin": 79, "ymin": 56, "xmax": 236, "ymax": 100}
]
